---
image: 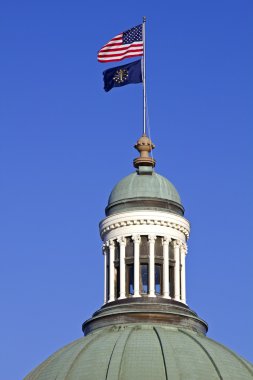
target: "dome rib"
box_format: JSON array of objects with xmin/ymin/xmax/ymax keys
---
[
  {"xmin": 153, "ymin": 327, "xmax": 181, "ymax": 380},
  {"xmin": 65, "ymin": 331, "xmax": 106, "ymax": 380},
  {"xmin": 117, "ymin": 327, "xmax": 134, "ymax": 380},
  {"xmin": 153, "ymin": 327, "xmax": 169, "ymax": 380},
  {"xmin": 228, "ymin": 354, "xmax": 253, "ymax": 377},
  {"xmin": 239, "ymin": 358, "xmax": 253, "ymax": 377},
  {"xmin": 105, "ymin": 335, "xmax": 121, "ymax": 380},
  {"xmin": 26, "ymin": 338, "xmax": 85, "ymax": 380},
  {"xmin": 179, "ymin": 329, "xmax": 223, "ymax": 379},
  {"xmin": 201, "ymin": 336, "xmax": 253, "ymax": 378},
  {"xmin": 106, "ymin": 327, "xmax": 135, "ymax": 380}
]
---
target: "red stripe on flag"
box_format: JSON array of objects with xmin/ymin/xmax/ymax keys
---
[
  {"xmin": 99, "ymin": 43, "xmax": 143, "ymax": 53},
  {"xmin": 98, "ymin": 53, "xmax": 143, "ymax": 63},
  {"xmin": 98, "ymin": 49, "xmax": 143, "ymax": 58}
]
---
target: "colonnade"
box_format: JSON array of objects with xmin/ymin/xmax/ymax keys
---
[{"xmin": 103, "ymin": 235, "xmax": 187, "ymax": 304}]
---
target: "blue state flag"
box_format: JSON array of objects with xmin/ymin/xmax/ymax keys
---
[{"xmin": 103, "ymin": 59, "xmax": 142, "ymax": 92}]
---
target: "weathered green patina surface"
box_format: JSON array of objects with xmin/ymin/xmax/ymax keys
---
[
  {"xmin": 25, "ymin": 324, "xmax": 253, "ymax": 380},
  {"xmin": 108, "ymin": 171, "xmax": 181, "ymax": 206}
]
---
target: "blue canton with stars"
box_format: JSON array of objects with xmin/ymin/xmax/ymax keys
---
[{"xmin": 123, "ymin": 24, "xmax": 142, "ymax": 44}]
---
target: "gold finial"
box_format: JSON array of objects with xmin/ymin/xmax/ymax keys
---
[{"xmin": 133, "ymin": 134, "xmax": 156, "ymax": 168}]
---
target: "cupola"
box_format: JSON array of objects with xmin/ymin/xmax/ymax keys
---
[{"xmin": 82, "ymin": 135, "xmax": 206, "ymax": 336}]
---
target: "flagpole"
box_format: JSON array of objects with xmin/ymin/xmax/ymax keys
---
[{"xmin": 142, "ymin": 16, "xmax": 146, "ymax": 136}]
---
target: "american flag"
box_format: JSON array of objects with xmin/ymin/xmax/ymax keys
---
[{"xmin": 97, "ymin": 24, "xmax": 143, "ymax": 63}]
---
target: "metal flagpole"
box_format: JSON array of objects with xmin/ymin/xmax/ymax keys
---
[{"xmin": 142, "ymin": 16, "xmax": 146, "ymax": 136}]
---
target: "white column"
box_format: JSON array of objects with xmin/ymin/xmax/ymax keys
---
[
  {"xmin": 108, "ymin": 240, "xmax": 115, "ymax": 302},
  {"xmin": 132, "ymin": 235, "xmax": 141, "ymax": 297},
  {"xmin": 173, "ymin": 240, "xmax": 181, "ymax": 301},
  {"xmin": 118, "ymin": 236, "xmax": 126, "ymax": 299},
  {"xmin": 180, "ymin": 243, "xmax": 187, "ymax": 304},
  {"xmin": 148, "ymin": 235, "xmax": 156, "ymax": 297},
  {"xmin": 162, "ymin": 236, "xmax": 171, "ymax": 299},
  {"xmin": 103, "ymin": 244, "xmax": 108, "ymax": 304}
]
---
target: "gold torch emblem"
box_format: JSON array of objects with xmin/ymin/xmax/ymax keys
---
[{"xmin": 113, "ymin": 69, "xmax": 129, "ymax": 84}]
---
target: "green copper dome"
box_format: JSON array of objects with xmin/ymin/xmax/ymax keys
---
[
  {"xmin": 25, "ymin": 324, "xmax": 253, "ymax": 380},
  {"xmin": 109, "ymin": 171, "xmax": 181, "ymax": 205},
  {"xmin": 106, "ymin": 169, "xmax": 183, "ymax": 216}
]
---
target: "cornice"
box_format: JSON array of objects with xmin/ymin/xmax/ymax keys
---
[{"xmin": 100, "ymin": 217, "xmax": 190, "ymax": 239}]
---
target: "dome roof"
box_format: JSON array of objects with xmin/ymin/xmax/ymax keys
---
[
  {"xmin": 25, "ymin": 324, "xmax": 253, "ymax": 380},
  {"xmin": 106, "ymin": 169, "xmax": 183, "ymax": 216},
  {"xmin": 109, "ymin": 171, "xmax": 181, "ymax": 205}
]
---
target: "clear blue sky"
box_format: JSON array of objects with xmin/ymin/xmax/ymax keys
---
[{"xmin": 1, "ymin": 1, "xmax": 252, "ymax": 379}]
